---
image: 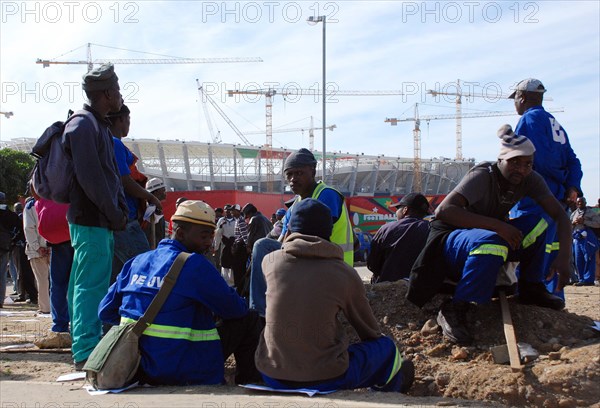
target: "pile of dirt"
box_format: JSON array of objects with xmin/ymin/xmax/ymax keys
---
[
  {"xmin": 1, "ymin": 284, "xmax": 599, "ymax": 407},
  {"xmin": 360, "ymin": 280, "xmax": 600, "ymax": 407}
]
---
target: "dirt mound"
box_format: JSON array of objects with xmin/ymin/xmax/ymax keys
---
[{"xmin": 360, "ymin": 280, "xmax": 600, "ymax": 407}]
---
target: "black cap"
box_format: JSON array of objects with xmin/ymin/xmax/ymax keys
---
[
  {"xmin": 284, "ymin": 148, "xmax": 317, "ymax": 171},
  {"xmin": 390, "ymin": 193, "xmax": 430, "ymax": 213},
  {"xmin": 289, "ymin": 198, "xmax": 332, "ymax": 240}
]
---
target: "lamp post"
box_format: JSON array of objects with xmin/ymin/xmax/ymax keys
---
[{"xmin": 307, "ymin": 15, "xmax": 326, "ymax": 182}]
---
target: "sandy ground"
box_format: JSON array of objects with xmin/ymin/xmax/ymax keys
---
[{"xmin": 1, "ymin": 268, "xmax": 599, "ymax": 407}]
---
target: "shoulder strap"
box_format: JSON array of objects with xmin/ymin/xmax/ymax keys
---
[
  {"xmin": 133, "ymin": 251, "xmax": 191, "ymax": 336},
  {"xmin": 68, "ymin": 109, "xmax": 100, "ymax": 134}
]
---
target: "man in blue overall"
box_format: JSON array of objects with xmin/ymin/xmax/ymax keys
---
[
  {"xmin": 407, "ymin": 125, "xmax": 572, "ymax": 344},
  {"xmin": 99, "ymin": 201, "xmax": 262, "ymax": 385},
  {"xmin": 509, "ymin": 78, "xmax": 583, "ymax": 296}
]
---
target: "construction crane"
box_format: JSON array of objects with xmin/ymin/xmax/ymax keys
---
[
  {"xmin": 0, "ymin": 111, "xmax": 14, "ymax": 119},
  {"xmin": 427, "ymin": 79, "xmax": 554, "ymax": 160},
  {"xmin": 385, "ymin": 104, "xmax": 565, "ymax": 193},
  {"xmin": 197, "ymin": 81, "xmax": 250, "ymax": 145},
  {"xmin": 227, "ymin": 88, "xmax": 404, "ymax": 191},
  {"xmin": 37, "ymin": 43, "xmax": 262, "ymax": 72},
  {"xmin": 242, "ymin": 119, "xmax": 337, "ymax": 150}
]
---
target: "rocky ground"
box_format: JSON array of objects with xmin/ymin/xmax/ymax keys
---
[{"xmin": 1, "ymin": 283, "xmax": 599, "ymax": 407}]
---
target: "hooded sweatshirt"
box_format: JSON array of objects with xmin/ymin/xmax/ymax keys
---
[{"xmin": 255, "ymin": 233, "xmax": 380, "ymax": 382}]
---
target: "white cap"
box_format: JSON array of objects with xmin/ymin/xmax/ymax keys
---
[
  {"xmin": 508, "ymin": 78, "xmax": 546, "ymax": 99},
  {"xmin": 146, "ymin": 178, "xmax": 165, "ymax": 193}
]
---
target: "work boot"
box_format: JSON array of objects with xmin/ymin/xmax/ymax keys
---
[
  {"xmin": 34, "ymin": 331, "xmax": 71, "ymax": 349},
  {"xmin": 399, "ymin": 359, "xmax": 415, "ymax": 394},
  {"xmin": 518, "ymin": 281, "xmax": 565, "ymax": 310},
  {"xmin": 436, "ymin": 301, "xmax": 472, "ymax": 344}
]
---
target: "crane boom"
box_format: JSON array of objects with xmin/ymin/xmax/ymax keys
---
[
  {"xmin": 37, "ymin": 57, "xmax": 263, "ymax": 68},
  {"xmin": 198, "ymin": 85, "xmax": 251, "ymax": 145}
]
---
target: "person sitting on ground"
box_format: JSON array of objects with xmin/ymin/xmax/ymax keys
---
[
  {"xmin": 99, "ymin": 200, "xmax": 262, "ymax": 385},
  {"xmin": 407, "ymin": 124, "xmax": 572, "ymax": 345},
  {"xmin": 368, "ymin": 193, "xmax": 431, "ymax": 283},
  {"xmin": 255, "ymin": 198, "xmax": 414, "ymax": 393},
  {"xmin": 570, "ymin": 197, "xmax": 600, "ymax": 286}
]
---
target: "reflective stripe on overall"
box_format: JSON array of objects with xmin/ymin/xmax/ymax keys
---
[{"xmin": 121, "ymin": 317, "xmax": 220, "ymax": 341}]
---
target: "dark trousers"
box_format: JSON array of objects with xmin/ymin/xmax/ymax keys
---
[
  {"xmin": 232, "ymin": 252, "xmax": 248, "ymax": 296},
  {"xmin": 17, "ymin": 246, "xmax": 37, "ymax": 302},
  {"xmin": 217, "ymin": 310, "xmax": 263, "ymax": 384}
]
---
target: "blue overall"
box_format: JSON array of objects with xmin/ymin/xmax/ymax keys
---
[
  {"xmin": 511, "ymin": 105, "xmax": 582, "ymax": 298},
  {"xmin": 573, "ymin": 228, "xmax": 599, "ymax": 284},
  {"xmin": 443, "ymin": 214, "xmax": 547, "ymax": 304}
]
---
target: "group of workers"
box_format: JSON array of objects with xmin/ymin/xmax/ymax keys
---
[{"xmin": 1, "ymin": 61, "xmax": 594, "ymax": 394}]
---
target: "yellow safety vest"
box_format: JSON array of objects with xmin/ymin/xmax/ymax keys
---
[{"xmin": 292, "ymin": 181, "xmax": 354, "ymax": 266}]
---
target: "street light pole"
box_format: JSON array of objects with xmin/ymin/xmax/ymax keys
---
[{"xmin": 308, "ymin": 15, "xmax": 327, "ymax": 182}]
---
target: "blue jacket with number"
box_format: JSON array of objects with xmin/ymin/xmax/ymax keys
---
[
  {"xmin": 512, "ymin": 105, "xmax": 582, "ymax": 215},
  {"xmin": 99, "ymin": 239, "xmax": 248, "ymax": 385}
]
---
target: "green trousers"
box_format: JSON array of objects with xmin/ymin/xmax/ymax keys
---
[{"xmin": 68, "ymin": 223, "xmax": 113, "ymax": 363}]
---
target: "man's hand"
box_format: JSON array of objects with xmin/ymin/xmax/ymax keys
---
[
  {"xmin": 495, "ymin": 223, "xmax": 523, "ymax": 250},
  {"xmin": 148, "ymin": 195, "xmax": 163, "ymax": 212},
  {"xmin": 546, "ymin": 255, "xmax": 571, "ymax": 292}
]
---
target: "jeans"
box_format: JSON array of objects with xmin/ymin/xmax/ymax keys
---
[
  {"xmin": 112, "ymin": 220, "xmax": 150, "ymax": 283},
  {"xmin": 49, "ymin": 242, "xmax": 73, "ymax": 333},
  {"xmin": 248, "ymin": 238, "xmax": 282, "ymax": 316}
]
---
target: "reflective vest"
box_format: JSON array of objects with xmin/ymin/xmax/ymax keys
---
[{"xmin": 307, "ymin": 181, "xmax": 354, "ymax": 266}]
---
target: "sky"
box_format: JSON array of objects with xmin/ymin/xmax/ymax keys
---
[{"xmin": 1, "ymin": 1, "xmax": 599, "ymax": 199}]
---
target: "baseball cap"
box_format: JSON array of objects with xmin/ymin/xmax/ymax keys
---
[
  {"xmin": 171, "ymin": 200, "xmax": 216, "ymax": 228},
  {"xmin": 276, "ymin": 208, "xmax": 286, "ymax": 217},
  {"xmin": 508, "ymin": 78, "xmax": 546, "ymax": 99},
  {"xmin": 231, "ymin": 204, "xmax": 241, "ymax": 211},
  {"xmin": 390, "ymin": 193, "xmax": 430, "ymax": 213},
  {"xmin": 146, "ymin": 177, "xmax": 165, "ymax": 193}
]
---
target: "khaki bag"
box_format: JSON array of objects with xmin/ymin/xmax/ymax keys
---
[{"xmin": 84, "ymin": 252, "xmax": 191, "ymax": 390}]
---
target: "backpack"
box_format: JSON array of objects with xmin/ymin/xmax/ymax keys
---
[{"xmin": 30, "ymin": 110, "xmax": 99, "ymax": 204}]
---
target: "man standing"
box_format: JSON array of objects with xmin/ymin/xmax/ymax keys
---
[
  {"xmin": 571, "ymin": 197, "xmax": 600, "ymax": 286},
  {"xmin": 256, "ymin": 199, "xmax": 414, "ymax": 393},
  {"xmin": 99, "ymin": 201, "xmax": 262, "ymax": 385},
  {"xmin": 214, "ymin": 204, "xmax": 236, "ymax": 286},
  {"xmin": 62, "ymin": 63, "xmax": 128, "ymax": 369},
  {"xmin": 231, "ymin": 204, "xmax": 249, "ymax": 294},
  {"xmin": 407, "ymin": 125, "xmax": 572, "ymax": 344},
  {"xmin": 509, "ymin": 78, "xmax": 583, "ymax": 295},
  {"xmin": 368, "ymin": 193, "xmax": 430, "ymax": 283},
  {"xmin": 0, "ymin": 192, "xmax": 21, "ymax": 308},
  {"xmin": 143, "ymin": 177, "xmax": 167, "ymax": 248},
  {"xmin": 242, "ymin": 203, "xmax": 272, "ymax": 255},
  {"xmin": 23, "ymin": 191, "xmax": 50, "ymax": 314},
  {"xmin": 249, "ymin": 148, "xmax": 353, "ymax": 317},
  {"xmin": 109, "ymin": 104, "xmax": 162, "ymax": 281}
]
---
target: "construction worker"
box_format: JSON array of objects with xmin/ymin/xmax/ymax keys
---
[
  {"xmin": 248, "ymin": 148, "xmax": 354, "ymax": 317},
  {"xmin": 509, "ymin": 78, "xmax": 583, "ymax": 297},
  {"xmin": 407, "ymin": 125, "xmax": 572, "ymax": 344},
  {"xmin": 99, "ymin": 201, "xmax": 262, "ymax": 385}
]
